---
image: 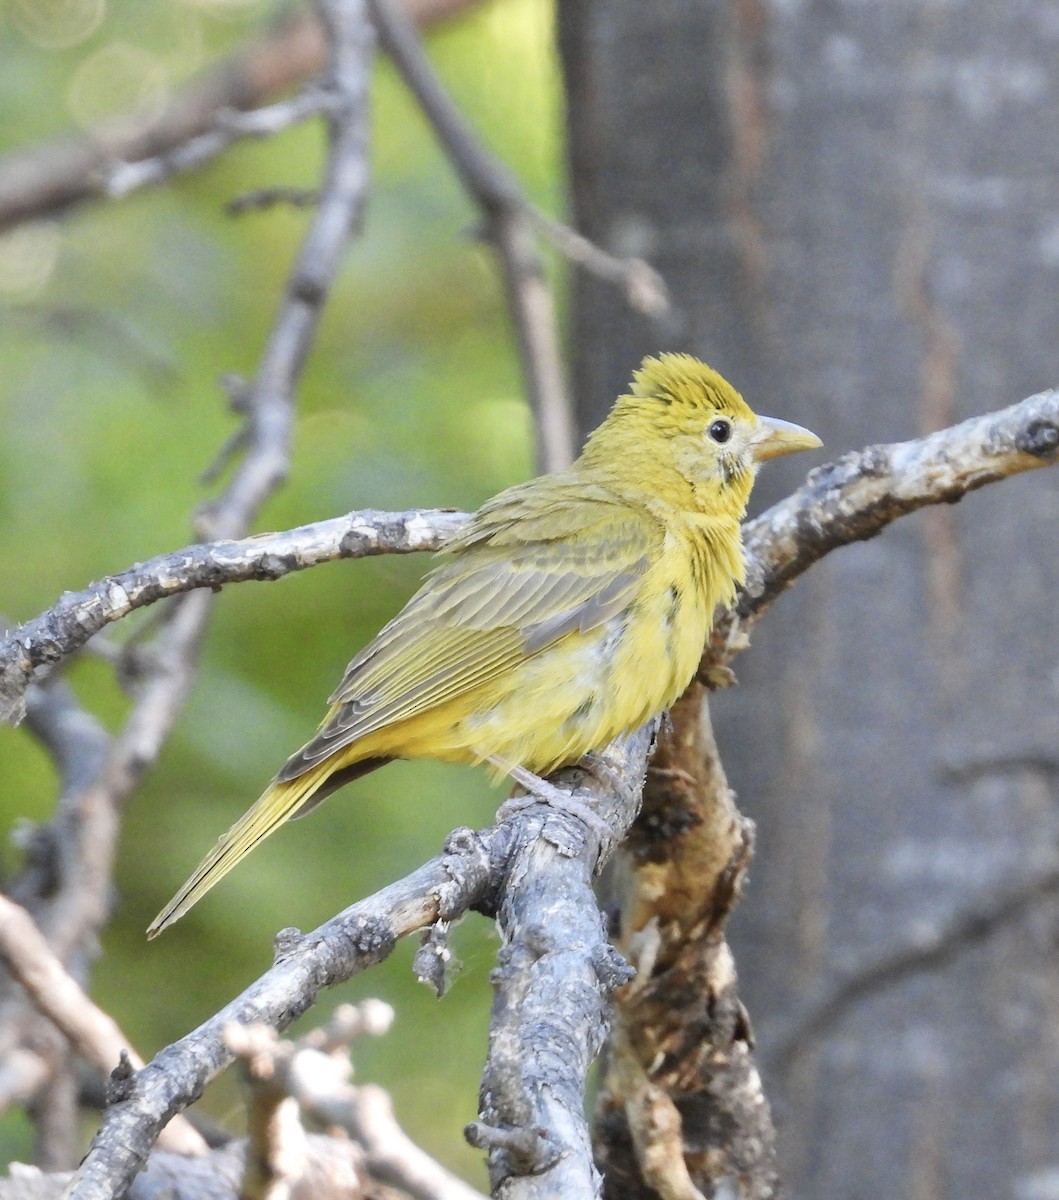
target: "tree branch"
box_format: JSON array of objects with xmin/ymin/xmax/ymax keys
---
[
  {"xmin": 469, "ymin": 729, "xmax": 652, "ymax": 1197},
  {"xmin": 5, "ymin": 385, "xmax": 1055, "ymax": 726},
  {"xmin": 0, "ymin": 897, "xmax": 206, "ymax": 1157},
  {"xmin": 0, "ymin": 0, "xmax": 481, "ymax": 234},
  {"xmin": 63, "ymin": 823, "xmax": 497, "ymax": 1199},
  {"xmin": 0, "ymin": 509, "xmax": 467, "ymax": 726},
  {"xmin": 737, "ymin": 385, "xmax": 1059, "ymax": 621},
  {"xmin": 63, "ymin": 729, "xmax": 652, "ymax": 1200},
  {"xmin": 595, "ymin": 689, "xmax": 779, "ymax": 1200}
]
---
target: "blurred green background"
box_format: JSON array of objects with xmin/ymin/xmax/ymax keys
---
[{"xmin": 0, "ymin": 0, "xmax": 561, "ymax": 1182}]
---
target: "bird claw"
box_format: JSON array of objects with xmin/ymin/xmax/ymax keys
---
[
  {"xmin": 497, "ymin": 764, "xmax": 615, "ymax": 844},
  {"xmin": 577, "ymin": 752, "xmax": 639, "ymax": 807}
]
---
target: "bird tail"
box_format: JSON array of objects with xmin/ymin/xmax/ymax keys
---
[{"xmin": 146, "ymin": 755, "xmax": 388, "ymax": 939}]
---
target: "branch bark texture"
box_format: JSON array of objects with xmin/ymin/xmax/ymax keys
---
[
  {"xmin": 64, "ymin": 725, "xmax": 656, "ymax": 1200},
  {"xmin": 63, "ymin": 827, "xmax": 497, "ymax": 1200}
]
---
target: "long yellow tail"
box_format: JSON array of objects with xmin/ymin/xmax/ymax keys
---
[{"xmin": 147, "ymin": 766, "xmax": 328, "ymax": 939}]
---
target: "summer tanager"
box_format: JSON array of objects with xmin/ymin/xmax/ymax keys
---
[{"xmin": 148, "ymin": 353, "xmax": 820, "ymax": 937}]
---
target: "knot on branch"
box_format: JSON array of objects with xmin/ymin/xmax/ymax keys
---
[
  {"xmin": 439, "ymin": 825, "xmax": 494, "ymax": 919},
  {"xmin": 529, "ymin": 921, "xmax": 564, "ymax": 959},
  {"xmin": 333, "ymin": 912, "xmax": 398, "ymax": 962},
  {"xmin": 592, "ymin": 942, "xmax": 636, "ymax": 992},
  {"xmin": 255, "ymin": 553, "xmax": 298, "ymax": 581},
  {"xmin": 30, "ymin": 631, "xmax": 65, "ymax": 669},
  {"xmin": 105, "ymin": 1050, "xmax": 137, "ymax": 1105},
  {"xmin": 273, "ymin": 926, "xmax": 305, "ymax": 962},
  {"xmin": 289, "ymin": 271, "xmax": 328, "ymax": 309},
  {"xmin": 1017, "ymin": 418, "xmax": 1059, "ymax": 459},
  {"xmin": 413, "ymin": 920, "xmax": 453, "ymax": 997}
]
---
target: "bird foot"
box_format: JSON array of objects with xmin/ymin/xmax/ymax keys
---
[
  {"xmin": 496, "ymin": 763, "xmax": 615, "ymax": 843},
  {"xmin": 577, "ymin": 752, "xmax": 638, "ymax": 806}
]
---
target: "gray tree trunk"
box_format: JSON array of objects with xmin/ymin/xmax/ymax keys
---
[{"xmin": 559, "ymin": 1, "xmax": 1059, "ymax": 1196}]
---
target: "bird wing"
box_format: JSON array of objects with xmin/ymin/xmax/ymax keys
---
[{"xmin": 278, "ymin": 488, "xmax": 659, "ymax": 781}]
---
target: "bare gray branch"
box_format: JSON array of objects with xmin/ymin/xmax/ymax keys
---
[
  {"xmin": 738, "ymin": 386, "xmax": 1059, "ymax": 619},
  {"xmin": 474, "ymin": 732, "xmax": 651, "ymax": 1199},
  {"xmin": 0, "ymin": 509, "xmax": 467, "ymax": 725},
  {"xmin": 62, "ymin": 822, "xmax": 501, "ymax": 1199}
]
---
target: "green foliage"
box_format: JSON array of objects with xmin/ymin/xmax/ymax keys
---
[{"xmin": 0, "ymin": 0, "xmax": 561, "ymax": 1181}]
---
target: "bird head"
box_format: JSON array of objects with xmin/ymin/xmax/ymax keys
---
[{"xmin": 580, "ymin": 353, "xmax": 821, "ymax": 517}]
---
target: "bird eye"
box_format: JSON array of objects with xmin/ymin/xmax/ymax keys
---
[{"xmin": 708, "ymin": 419, "xmax": 732, "ymax": 444}]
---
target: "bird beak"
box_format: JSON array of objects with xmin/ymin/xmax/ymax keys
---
[{"xmin": 752, "ymin": 415, "xmax": 822, "ymax": 462}]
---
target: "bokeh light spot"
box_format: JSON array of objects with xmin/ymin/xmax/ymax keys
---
[
  {"xmin": 66, "ymin": 41, "xmax": 170, "ymax": 137},
  {"xmin": 0, "ymin": 222, "xmax": 62, "ymax": 299},
  {"xmin": 10, "ymin": 0, "xmax": 106, "ymax": 50}
]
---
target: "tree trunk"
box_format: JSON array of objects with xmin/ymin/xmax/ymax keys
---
[{"xmin": 560, "ymin": 1, "xmax": 1059, "ymax": 1196}]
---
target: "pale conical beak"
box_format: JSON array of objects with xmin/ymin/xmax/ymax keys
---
[{"xmin": 752, "ymin": 415, "xmax": 822, "ymax": 462}]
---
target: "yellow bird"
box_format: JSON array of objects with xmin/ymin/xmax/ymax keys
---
[{"xmin": 148, "ymin": 354, "xmax": 820, "ymax": 937}]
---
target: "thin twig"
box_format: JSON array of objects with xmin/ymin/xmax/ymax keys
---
[
  {"xmin": 343, "ymin": 1084, "xmax": 487, "ymax": 1200},
  {"xmin": 0, "ymin": 0, "xmax": 481, "ymax": 234},
  {"xmin": 104, "ymin": 89, "xmax": 339, "ymax": 200},
  {"xmin": 365, "ymin": 0, "xmax": 576, "ymax": 472},
  {"xmin": 226, "ymin": 186, "xmax": 320, "ymax": 215},
  {"xmin": 491, "ymin": 211, "xmax": 576, "ymax": 474},
  {"xmin": 524, "ymin": 205, "xmax": 669, "ymax": 317},
  {"xmin": 0, "ymin": 896, "xmax": 207, "ymax": 1157}
]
